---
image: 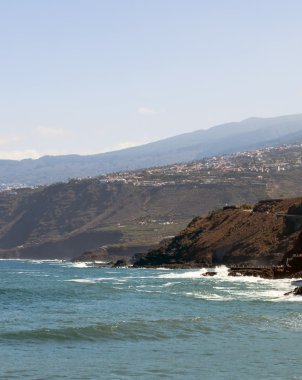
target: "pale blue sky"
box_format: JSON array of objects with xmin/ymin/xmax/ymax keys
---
[{"xmin": 0, "ymin": 0, "xmax": 301, "ymax": 159}]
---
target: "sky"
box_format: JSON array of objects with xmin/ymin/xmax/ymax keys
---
[{"xmin": 0, "ymin": 0, "xmax": 302, "ymax": 160}]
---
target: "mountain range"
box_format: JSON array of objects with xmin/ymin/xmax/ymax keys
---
[
  {"xmin": 2, "ymin": 113, "xmax": 302, "ymax": 186},
  {"xmin": 1, "ymin": 138, "xmax": 302, "ymax": 259}
]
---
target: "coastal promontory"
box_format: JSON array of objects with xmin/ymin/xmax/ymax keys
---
[{"xmin": 133, "ymin": 197, "xmax": 302, "ymax": 277}]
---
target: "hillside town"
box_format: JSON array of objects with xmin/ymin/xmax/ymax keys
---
[
  {"xmin": 97, "ymin": 141, "xmax": 302, "ymax": 188},
  {"xmin": 1, "ymin": 141, "xmax": 302, "ymax": 192}
]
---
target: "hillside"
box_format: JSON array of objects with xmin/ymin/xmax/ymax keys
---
[
  {"xmin": 1, "ymin": 141, "xmax": 302, "ymax": 260},
  {"xmin": 134, "ymin": 198, "xmax": 302, "ymax": 272},
  {"xmin": 1, "ymin": 113, "xmax": 302, "ymax": 186},
  {"xmin": 0, "ymin": 178, "xmax": 266, "ymax": 259}
]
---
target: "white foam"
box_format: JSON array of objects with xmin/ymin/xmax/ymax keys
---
[
  {"xmin": 30, "ymin": 259, "xmax": 63, "ymax": 264},
  {"xmin": 162, "ymin": 282, "xmax": 180, "ymax": 287},
  {"xmin": 0, "ymin": 259, "xmax": 63, "ymax": 263},
  {"xmin": 0, "ymin": 258, "xmax": 24, "ymax": 261},
  {"xmin": 69, "ymin": 262, "xmax": 89, "ymax": 268},
  {"xmin": 185, "ymin": 292, "xmax": 234, "ymax": 301},
  {"xmin": 203, "ymin": 295, "xmax": 234, "ymax": 301},
  {"xmin": 65, "ymin": 277, "xmax": 126, "ymax": 283},
  {"xmin": 158, "ymin": 269, "xmax": 206, "ymax": 279},
  {"xmin": 157, "ymin": 266, "xmax": 231, "ymax": 279},
  {"xmin": 212, "ymin": 266, "xmax": 230, "ymax": 278},
  {"xmin": 67, "ymin": 261, "xmax": 114, "ymax": 268},
  {"xmin": 272, "ymin": 294, "xmax": 302, "ymax": 302},
  {"xmin": 65, "ymin": 278, "xmax": 96, "ymax": 283}
]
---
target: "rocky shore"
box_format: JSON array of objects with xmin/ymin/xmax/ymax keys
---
[
  {"xmin": 132, "ymin": 197, "xmax": 302, "ymax": 278},
  {"xmin": 228, "ymin": 263, "xmax": 302, "ymax": 279}
]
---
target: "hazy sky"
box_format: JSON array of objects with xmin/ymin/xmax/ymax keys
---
[{"xmin": 0, "ymin": 0, "xmax": 302, "ymax": 160}]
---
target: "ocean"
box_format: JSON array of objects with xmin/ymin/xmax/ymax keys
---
[{"xmin": 1, "ymin": 260, "xmax": 302, "ymax": 380}]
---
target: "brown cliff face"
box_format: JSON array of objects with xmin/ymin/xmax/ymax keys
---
[
  {"xmin": 134, "ymin": 197, "xmax": 302, "ymax": 268},
  {"xmin": 0, "ymin": 175, "xmax": 266, "ymax": 259}
]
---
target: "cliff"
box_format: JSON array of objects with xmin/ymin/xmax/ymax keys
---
[
  {"xmin": 0, "ymin": 176, "xmax": 266, "ymax": 259},
  {"xmin": 133, "ymin": 197, "xmax": 302, "ymax": 272}
]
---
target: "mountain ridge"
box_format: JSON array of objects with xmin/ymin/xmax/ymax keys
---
[{"xmin": 1, "ymin": 113, "xmax": 302, "ymax": 186}]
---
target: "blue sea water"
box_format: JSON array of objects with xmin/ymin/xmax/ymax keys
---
[{"xmin": 1, "ymin": 260, "xmax": 302, "ymax": 380}]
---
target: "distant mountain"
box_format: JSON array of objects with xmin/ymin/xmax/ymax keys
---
[
  {"xmin": 1, "ymin": 140, "xmax": 302, "ymax": 259},
  {"xmin": 1, "ymin": 113, "xmax": 302, "ymax": 186}
]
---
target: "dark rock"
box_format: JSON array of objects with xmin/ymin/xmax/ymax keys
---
[
  {"xmin": 284, "ymin": 286, "xmax": 302, "ymax": 296},
  {"xmin": 202, "ymin": 271, "xmax": 217, "ymax": 276},
  {"xmin": 290, "ymin": 271, "xmax": 302, "ymax": 278},
  {"xmin": 71, "ymin": 249, "xmax": 108, "ymax": 263},
  {"xmin": 228, "ymin": 268, "xmax": 275, "ymax": 279},
  {"xmin": 112, "ymin": 259, "xmax": 128, "ymax": 267},
  {"xmin": 294, "ymin": 286, "xmax": 302, "ymax": 295},
  {"xmin": 223, "ymin": 205, "xmax": 238, "ymax": 210}
]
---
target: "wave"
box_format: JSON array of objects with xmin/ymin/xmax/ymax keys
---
[
  {"xmin": 65, "ymin": 261, "xmax": 114, "ymax": 268},
  {"xmin": 155, "ymin": 266, "xmax": 295, "ymax": 289},
  {"xmin": 3, "ymin": 309, "xmax": 302, "ymax": 343},
  {"xmin": 65, "ymin": 277, "xmax": 126, "ymax": 284},
  {"xmin": 157, "ymin": 266, "xmax": 229, "ymax": 279},
  {"xmin": 185, "ymin": 292, "xmax": 234, "ymax": 301},
  {"xmin": 67, "ymin": 262, "xmax": 89, "ymax": 268},
  {"xmin": 30, "ymin": 259, "xmax": 64, "ymax": 264},
  {"xmin": 158, "ymin": 268, "xmax": 207, "ymax": 279},
  {"xmin": 0, "ymin": 258, "xmax": 24, "ymax": 261},
  {"xmin": 0, "ymin": 318, "xmax": 212, "ymax": 342}
]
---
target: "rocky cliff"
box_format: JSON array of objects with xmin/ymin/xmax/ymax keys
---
[{"xmin": 133, "ymin": 197, "xmax": 302, "ymax": 271}]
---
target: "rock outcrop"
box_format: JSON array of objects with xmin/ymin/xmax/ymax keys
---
[
  {"xmin": 284, "ymin": 286, "xmax": 302, "ymax": 296},
  {"xmin": 112, "ymin": 259, "xmax": 128, "ymax": 267},
  {"xmin": 133, "ymin": 197, "xmax": 302, "ymax": 275},
  {"xmin": 202, "ymin": 271, "xmax": 217, "ymax": 277},
  {"xmin": 71, "ymin": 248, "xmax": 109, "ymax": 263},
  {"xmin": 71, "ymin": 247, "xmax": 133, "ymax": 267}
]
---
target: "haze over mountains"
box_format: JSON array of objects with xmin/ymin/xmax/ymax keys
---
[{"xmin": 2, "ymin": 113, "xmax": 302, "ymax": 186}]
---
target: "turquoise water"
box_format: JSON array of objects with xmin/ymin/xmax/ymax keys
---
[{"xmin": 1, "ymin": 260, "xmax": 302, "ymax": 380}]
